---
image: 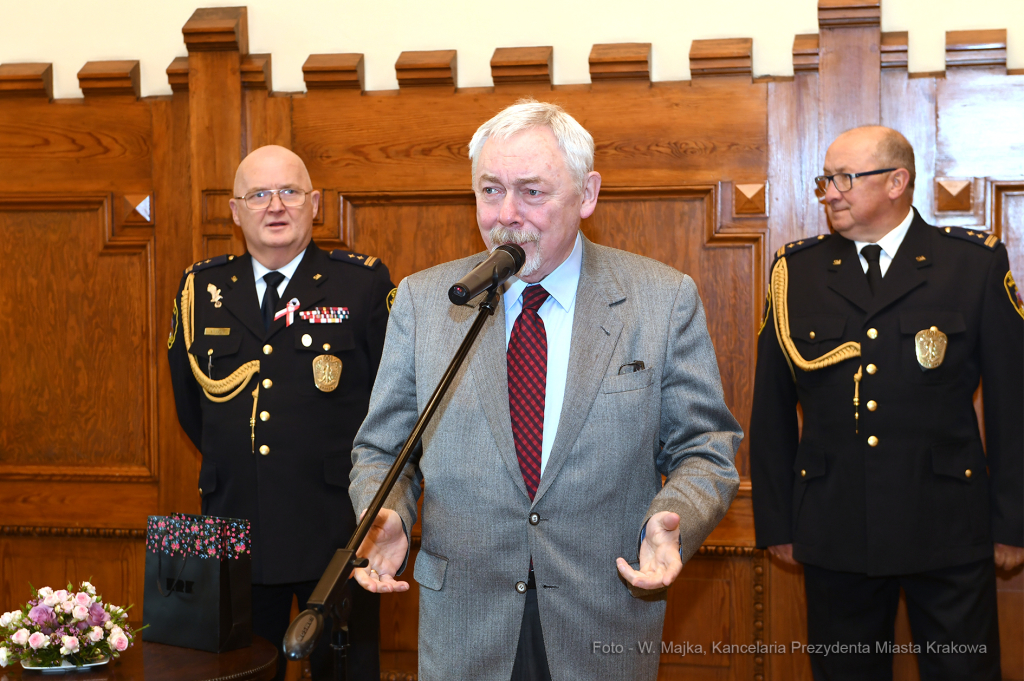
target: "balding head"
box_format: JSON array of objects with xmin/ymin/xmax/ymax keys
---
[
  {"xmin": 229, "ymin": 145, "xmax": 320, "ymax": 269},
  {"xmin": 834, "ymin": 126, "xmax": 916, "ymax": 189}
]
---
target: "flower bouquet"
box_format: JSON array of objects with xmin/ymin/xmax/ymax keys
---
[{"xmin": 0, "ymin": 581, "xmax": 139, "ymax": 670}]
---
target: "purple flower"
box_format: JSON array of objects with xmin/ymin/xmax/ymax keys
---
[
  {"xmin": 28, "ymin": 604, "xmax": 55, "ymax": 626},
  {"xmin": 85, "ymin": 603, "xmax": 110, "ymax": 628}
]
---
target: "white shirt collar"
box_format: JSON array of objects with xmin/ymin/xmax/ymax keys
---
[
  {"xmin": 252, "ymin": 249, "xmax": 306, "ymax": 284},
  {"xmin": 503, "ymin": 232, "xmax": 583, "ymax": 313},
  {"xmin": 854, "ymin": 208, "xmax": 914, "ymax": 260}
]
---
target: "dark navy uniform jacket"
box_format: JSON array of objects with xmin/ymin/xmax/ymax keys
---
[
  {"xmin": 168, "ymin": 241, "xmax": 394, "ymax": 584},
  {"xmin": 750, "ymin": 210, "xmax": 1023, "ymax": 576}
]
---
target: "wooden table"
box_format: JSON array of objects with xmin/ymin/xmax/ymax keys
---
[{"xmin": 0, "ymin": 637, "xmax": 277, "ymax": 681}]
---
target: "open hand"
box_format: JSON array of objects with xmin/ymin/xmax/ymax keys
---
[
  {"xmin": 353, "ymin": 508, "xmax": 411, "ymax": 593},
  {"xmin": 616, "ymin": 511, "xmax": 683, "ymax": 590}
]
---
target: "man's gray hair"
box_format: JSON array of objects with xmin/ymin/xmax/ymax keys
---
[{"xmin": 468, "ymin": 99, "xmax": 595, "ymax": 194}]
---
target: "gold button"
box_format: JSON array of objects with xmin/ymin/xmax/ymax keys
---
[
  {"xmin": 866, "ymin": 400, "xmax": 877, "ymax": 411},
  {"xmin": 198, "ymin": 487, "xmax": 203, "ymax": 497},
  {"xmin": 262, "ymin": 379, "xmax": 272, "ymax": 389},
  {"xmin": 207, "ymin": 348, "xmax": 214, "ymax": 356},
  {"xmin": 302, "ymin": 334, "xmax": 312, "ymax": 347},
  {"xmin": 263, "ymin": 344, "xmax": 273, "ymax": 355},
  {"xmin": 323, "ymin": 343, "xmax": 331, "ymax": 351},
  {"xmin": 867, "ymin": 328, "xmax": 878, "ymax": 339},
  {"xmin": 868, "ymin": 436, "xmax": 879, "ymax": 447},
  {"xmin": 809, "ymin": 331, "xmax": 816, "ymax": 339},
  {"xmin": 260, "ymin": 411, "xmax": 270, "ymax": 422},
  {"xmin": 800, "ymin": 469, "xmax": 806, "ymax": 477},
  {"xmin": 259, "ymin": 445, "xmax": 270, "ymax": 455},
  {"xmin": 930, "ymin": 326, "xmax": 938, "ymax": 332},
  {"xmin": 866, "ymin": 364, "xmax": 877, "ymax": 375},
  {"xmin": 965, "ymin": 469, "xmax": 972, "ymax": 478}
]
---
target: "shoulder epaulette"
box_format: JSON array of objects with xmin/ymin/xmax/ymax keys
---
[
  {"xmin": 773, "ymin": 234, "xmax": 830, "ymax": 264},
  {"xmin": 185, "ymin": 254, "xmax": 234, "ymax": 274},
  {"xmin": 331, "ymin": 250, "xmax": 381, "ymax": 270},
  {"xmin": 939, "ymin": 226, "xmax": 1000, "ymax": 250}
]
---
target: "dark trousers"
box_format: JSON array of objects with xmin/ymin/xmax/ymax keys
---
[
  {"xmin": 252, "ymin": 580, "xmax": 380, "ymax": 681},
  {"xmin": 510, "ymin": 573, "xmax": 552, "ymax": 681},
  {"xmin": 803, "ymin": 558, "xmax": 1000, "ymax": 681}
]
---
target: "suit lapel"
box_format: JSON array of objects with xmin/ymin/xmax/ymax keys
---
[
  {"xmin": 826, "ymin": 237, "xmax": 873, "ymax": 312},
  {"xmin": 266, "ymin": 244, "xmax": 328, "ymax": 340},
  {"xmin": 219, "ymin": 254, "xmax": 265, "ymax": 338},
  {"xmin": 864, "ymin": 216, "xmax": 930, "ymax": 322},
  {"xmin": 534, "ymin": 238, "xmax": 623, "ymax": 505}
]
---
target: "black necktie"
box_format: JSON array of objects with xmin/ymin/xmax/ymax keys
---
[
  {"xmin": 861, "ymin": 244, "xmax": 883, "ymax": 297},
  {"xmin": 261, "ymin": 271, "xmax": 285, "ymax": 332}
]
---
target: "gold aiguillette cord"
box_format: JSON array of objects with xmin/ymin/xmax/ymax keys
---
[
  {"xmin": 250, "ymin": 385, "xmax": 259, "ymax": 453},
  {"xmin": 853, "ymin": 365, "xmax": 863, "ymax": 434}
]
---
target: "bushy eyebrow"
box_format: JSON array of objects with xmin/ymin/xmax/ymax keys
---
[{"xmin": 477, "ymin": 174, "xmax": 544, "ymax": 187}]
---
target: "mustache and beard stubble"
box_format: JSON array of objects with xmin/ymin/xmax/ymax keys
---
[{"xmin": 487, "ymin": 226, "xmax": 542, "ymax": 278}]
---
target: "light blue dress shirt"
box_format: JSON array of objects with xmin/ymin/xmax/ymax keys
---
[
  {"xmin": 503, "ymin": 232, "xmax": 583, "ymax": 475},
  {"xmin": 252, "ymin": 250, "xmax": 304, "ymax": 306},
  {"xmin": 853, "ymin": 207, "xmax": 913, "ymax": 277}
]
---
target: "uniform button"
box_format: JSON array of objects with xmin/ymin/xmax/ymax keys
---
[
  {"xmin": 263, "ymin": 344, "xmax": 273, "ymax": 355},
  {"xmin": 323, "ymin": 343, "xmax": 331, "ymax": 351},
  {"xmin": 301, "ymin": 334, "xmax": 312, "ymax": 347},
  {"xmin": 965, "ymin": 469, "xmax": 972, "ymax": 478},
  {"xmin": 259, "ymin": 445, "xmax": 270, "ymax": 455},
  {"xmin": 809, "ymin": 331, "xmax": 816, "ymax": 340},
  {"xmin": 867, "ymin": 436, "xmax": 879, "ymax": 447},
  {"xmin": 800, "ymin": 469, "xmax": 806, "ymax": 477},
  {"xmin": 262, "ymin": 379, "xmax": 272, "ymax": 389},
  {"xmin": 867, "ymin": 328, "xmax": 878, "ymax": 339},
  {"xmin": 207, "ymin": 348, "xmax": 214, "ymax": 356},
  {"xmin": 515, "ymin": 581, "xmax": 527, "ymax": 594},
  {"xmin": 866, "ymin": 364, "xmax": 877, "ymax": 375},
  {"xmin": 529, "ymin": 512, "xmax": 540, "ymax": 526},
  {"xmin": 260, "ymin": 411, "xmax": 270, "ymax": 422},
  {"xmin": 198, "ymin": 487, "xmax": 203, "ymax": 497},
  {"xmin": 866, "ymin": 400, "xmax": 877, "ymax": 411}
]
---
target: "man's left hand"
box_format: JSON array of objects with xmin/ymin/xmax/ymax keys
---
[
  {"xmin": 616, "ymin": 511, "xmax": 683, "ymax": 590},
  {"xmin": 994, "ymin": 543, "xmax": 1024, "ymax": 570}
]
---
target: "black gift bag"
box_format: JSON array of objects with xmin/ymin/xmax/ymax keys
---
[{"xmin": 142, "ymin": 513, "xmax": 252, "ymax": 652}]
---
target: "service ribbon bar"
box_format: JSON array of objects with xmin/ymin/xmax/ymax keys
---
[{"xmin": 300, "ymin": 306, "xmax": 350, "ymax": 324}]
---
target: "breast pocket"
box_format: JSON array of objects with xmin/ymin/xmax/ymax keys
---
[
  {"xmin": 789, "ymin": 315, "xmax": 848, "ymax": 386},
  {"xmin": 899, "ymin": 310, "xmax": 966, "ymax": 384},
  {"xmin": 600, "ymin": 367, "xmax": 654, "ymax": 394},
  {"xmin": 295, "ymin": 326, "xmax": 355, "ymax": 355},
  {"xmin": 188, "ymin": 334, "xmax": 241, "ymax": 360}
]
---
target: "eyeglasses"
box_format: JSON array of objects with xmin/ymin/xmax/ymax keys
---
[
  {"xmin": 235, "ymin": 188, "xmax": 310, "ymax": 210},
  {"xmin": 814, "ymin": 168, "xmax": 896, "ymax": 195}
]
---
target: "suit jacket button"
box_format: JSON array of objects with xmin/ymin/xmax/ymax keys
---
[
  {"xmin": 259, "ymin": 445, "xmax": 270, "ymax": 455},
  {"xmin": 867, "ymin": 328, "xmax": 878, "ymax": 339},
  {"xmin": 866, "ymin": 400, "xmax": 877, "ymax": 411},
  {"xmin": 260, "ymin": 411, "xmax": 270, "ymax": 422},
  {"xmin": 263, "ymin": 379, "xmax": 273, "ymax": 389},
  {"xmin": 529, "ymin": 512, "xmax": 540, "ymax": 526},
  {"xmin": 515, "ymin": 581, "xmax": 527, "ymax": 594},
  {"xmin": 263, "ymin": 344, "xmax": 273, "ymax": 355},
  {"xmin": 867, "ymin": 436, "xmax": 879, "ymax": 447},
  {"xmin": 866, "ymin": 364, "xmax": 877, "ymax": 375}
]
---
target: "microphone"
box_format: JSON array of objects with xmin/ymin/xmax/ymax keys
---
[{"xmin": 448, "ymin": 244, "xmax": 526, "ymax": 305}]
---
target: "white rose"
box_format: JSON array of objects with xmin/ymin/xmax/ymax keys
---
[
  {"xmin": 88, "ymin": 627, "xmax": 104, "ymax": 643},
  {"xmin": 61, "ymin": 601, "xmax": 75, "ymax": 613},
  {"xmin": 10, "ymin": 611, "xmax": 21, "ymax": 625},
  {"xmin": 0, "ymin": 646, "xmax": 9, "ymax": 667},
  {"xmin": 0, "ymin": 612, "xmax": 11, "ymax": 628},
  {"xmin": 104, "ymin": 620, "xmax": 114, "ymax": 630},
  {"xmin": 61, "ymin": 636, "xmax": 79, "ymax": 654},
  {"xmin": 43, "ymin": 594, "xmax": 59, "ymax": 607},
  {"xmin": 72, "ymin": 605, "xmax": 89, "ymax": 621},
  {"xmin": 81, "ymin": 582, "xmax": 96, "ymax": 596},
  {"xmin": 37, "ymin": 587, "xmax": 53, "ymax": 598},
  {"xmin": 109, "ymin": 625, "xmax": 123, "ymax": 638},
  {"xmin": 53, "ymin": 590, "xmax": 69, "ymax": 603},
  {"xmin": 11, "ymin": 628, "xmax": 30, "ymax": 646}
]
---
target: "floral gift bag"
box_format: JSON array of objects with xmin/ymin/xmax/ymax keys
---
[{"xmin": 141, "ymin": 514, "xmax": 252, "ymax": 652}]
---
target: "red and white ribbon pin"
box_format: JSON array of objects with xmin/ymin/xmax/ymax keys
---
[{"xmin": 274, "ymin": 298, "xmax": 301, "ymax": 326}]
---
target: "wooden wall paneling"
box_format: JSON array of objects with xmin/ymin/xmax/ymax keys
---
[
  {"xmin": 998, "ymin": 568, "xmax": 1024, "ymax": 681},
  {"xmin": 167, "ymin": 56, "xmax": 189, "ymax": 92},
  {"xmin": 991, "ymin": 182, "xmax": 1024, "ymax": 280},
  {"xmin": 588, "ymin": 43, "xmax": 651, "ymax": 84},
  {"xmin": 817, "ymin": 0, "xmax": 881, "ymax": 146},
  {"xmin": 946, "ymin": 29, "xmax": 1007, "ymax": 71},
  {"xmin": 78, "ymin": 60, "xmax": 140, "ymax": 98},
  {"xmin": 0, "ymin": 62, "xmax": 53, "ymax": 99},
  {"xmin": 689, "ymin": 39, "xmax": 753, "ymax": 80},
  {"xmin": 396, "ymin": 50, "xmax": 457, "ymax": 91},
  {"xmin": 303, "ymin": 53, "xmax": 365, "ymax": 92},
  {"xmin": 491, "ymin": 46, "xmax": 553, "ymax": 92},
  {"xmin": 183, "ymin": 7, "xmax": 248, "ymax": 261},
  {"xmin": 242, "ymin": 53, "xmax": 292, "ymax": 154}
]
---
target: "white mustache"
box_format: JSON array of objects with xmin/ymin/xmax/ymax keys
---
[{"xmin": 488, "ymin": 226, "xmax": 540, "ymax": 248}]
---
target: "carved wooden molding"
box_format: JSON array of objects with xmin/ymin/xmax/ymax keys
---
[
  {"xmin": 0, "ymin": 63, "xmax": 53, "ymax": 99},
  {"xmin": 989, "ymin": 181, "xmax": 1024, "ymax": 243},
  {"xmin": 241, "ymin": 53, "xmax": 271, "ymax": 90},
  {"xmin": 792, "ymin": 34, "xmax": 820, "ymax": 73},
  {"xmin": 303, "ymin": 54, "xmax": 364, "ymax": 91},
  {"xmin": 752, "ymin": 549, "xmax": 767, "ymax": 680},
  {"xmin": 946, "ymin": 29, "xmax": 1007, "ymax": 69},
  {"xmin": 77, "ymin": 60, "xmax": 140, "ymax": 97},
  {"xmin": 121, "ymin": 194, "xmax": 154, "ymax": 225},
  {"xmin": 881, "ymin": 31, "xmax": 909, "ymax": 70},
  {"xmin": 339, "ymin": 190, "xmax": 472, "ymax": 249},
  {"xmin": 690, "ymin": 38, "xmax": 753, "ymax": 79},
  {"xmin": 396, "ymin": 50, "xmax": 457, "ymax": 89},
  {"xmin": 202, "ymin": 189, "xmax": 235, "ymax": 224},
  {"xmin": 734, "ymin": 182, "xmax": 768, "ymax": 216},
  {"xmin": 936, "ymin": 178, "xmax": 972, "ymax": 212},
  {"xmin": 0, "ymin": 526, "xmax": 147, "ymax": 538},
  {"xmin": 166, "ymin": 56, "xmax": 189, "ymax": 92},
  {"xmin": 714, "ymin": 182, "xmax": 770, "ymax": 330},
  {"xmin": 182, "ymin": 7, "xmax": 248, "ymax": 54},
  {"xmin": 589, "ymin": 43, "xmax": 651, "ymax": 83},
  {"xmin": 696, "ymin": 545, "xmax": 760, "ymax": 557},
  {"xmin": 818, "ymin": 0, "xmax": 881, "ymax": 28},
  {"xmin": 491, "ymin": 46, "xmax": 552, "ymax": 86}
]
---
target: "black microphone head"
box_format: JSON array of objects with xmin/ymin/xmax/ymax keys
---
[
  {"xmin": 496, "ymin": 243, "xmax": 527, "ymax": 274},
  {"xmin": 448, "ymin": 284, "xmax": 470, "ymax": 305},
  {"xmin": 283, "ymin": 609, "xmax": 324, "ymax": 660}
]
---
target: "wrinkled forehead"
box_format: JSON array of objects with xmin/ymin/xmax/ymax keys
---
[
  {"xmin": 824, "ymin": 131, "xmax": 885, "ymax": 172},
  {"xmin": 235, "ymin": 153, "xmax": 311, "ymax": 194}
]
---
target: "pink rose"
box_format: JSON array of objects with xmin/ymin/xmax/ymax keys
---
[
  {"xmin": 74, "ymin": 592, "xmax": 92, "ymax": 607},
  {"xmin": 28, "ymin": 632, "xmax": 49, "ymax": 650},
  {"xmin": 72, "ymin": 605, "xmax": 89, "ymax": 621},
  {"xmin": 109, "ymin": 632, "xmax": 129, "ymax": 652},
  {"xmin": 88, "ymin": 627, "xmax": 104, "ymax": 643},
  {"xmin": 61, "ymin": 601, "xmax": 75, "ymax": 613},
  {"xmin": 42, "ymin": 594, "xmax": 59, "ymax": 607},
  {"xmin": 60, "ymin": 636, "xmax": 79, "ymax": 653},
  {"xmin": 11, "ymin": 629, "xmax": 29, "ymax": 646},
  {"xmin": 53, "ymin": 590, "xmax": 69, "ymax": 603}
]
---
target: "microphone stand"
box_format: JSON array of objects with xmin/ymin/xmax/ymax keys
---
[{"xmin": 283, "ymin": 283, "xmax": 503, "ymax": 681}]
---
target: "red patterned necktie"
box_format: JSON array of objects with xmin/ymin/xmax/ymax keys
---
[{"xmin": 508, "ymin": 285, "xmax": 550, "ymax": 500}]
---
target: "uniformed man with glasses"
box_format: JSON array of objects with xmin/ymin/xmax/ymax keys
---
[
  {"xmin": 167, "ymin": 145, "xmax": 393, "ymax": 680},
  {"xmin": 749, "ymin": 126, "xmax": 1023, "ymax": 680}
]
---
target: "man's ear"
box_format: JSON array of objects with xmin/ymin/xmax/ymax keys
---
[
  {"xmin": 579, "ymin": 171, "xmax": 602, "ymax": 220},
  {"xmin": 229, "ymin": 198, "xmax": 242, "ymax": 227},
  {"xmin": 888, "ymin": 168, "xmax": 912, "ymax": 201},
  {"xmin": 310, "ymin": 189, "xmax": 321, "ymax": 219}
]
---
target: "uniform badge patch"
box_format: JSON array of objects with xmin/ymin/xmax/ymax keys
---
[
  {"xmin": 167, "ymin": 298, "xmax": 179, "ymax": 350},
  {"xmin": 387, "ymin": 287, "xmax": 397, "ymax": 313},
  {"xmin": 915, "ymin": 326, "xmax": 948, "ymax": 370},
  {"xmin": 312, "ymin": 354, "xmax": 343, "ymax": 392},
  {"xmin": 299, "ymin": 307, "xmax": 349, "ymax": 324},
  {"xmin": 1006, "ymin": 271, "xmax": 1024, "ymax": 320},
  {"xmin": 208, "ymin": 283, "xmax": 223, "ymax": 308}
]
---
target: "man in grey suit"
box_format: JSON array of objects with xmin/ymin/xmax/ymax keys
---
[{"xmin": 349, "ymin": 100, "xmax": 742, "ymax": 681}]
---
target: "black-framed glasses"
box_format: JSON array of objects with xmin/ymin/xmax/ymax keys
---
[
  {"xmin": 235, "ymin": 188, "xmax": 310, "ymax": 210},
  {"xmin": 814, "ymin": 168, "xmax": 896, "ymax": 195}
]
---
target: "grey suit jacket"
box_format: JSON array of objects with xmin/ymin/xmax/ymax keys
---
[{"xmin": 350, "ymin": 236, "xmax": 742, "ymax": 681}]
